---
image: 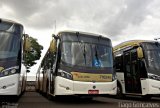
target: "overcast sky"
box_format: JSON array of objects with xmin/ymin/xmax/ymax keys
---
[{"xmin": 1, "ymin": 0, "xmax": 160, "ymax": 76}]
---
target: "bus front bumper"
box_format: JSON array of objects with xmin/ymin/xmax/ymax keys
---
[
  {"xmin": 141, "ymin": 79, "xmax": 160, "ymax": 95},
  {"xmin": 0, "ymin": 74, "xmax": 19, "ymax": 95},
  {"xmin": 54, "ymin": 76, "xmax": 117, "ymax": 96}
]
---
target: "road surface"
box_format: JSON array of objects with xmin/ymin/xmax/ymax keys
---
[{"xmin": 0, "ymin": 92, "xmax": 160, "ymax": 108}]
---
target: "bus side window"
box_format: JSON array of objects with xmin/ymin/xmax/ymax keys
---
[
  {"xmin": 48, "ymin": 52, "xmax": 56, "ymax": 68},
  {"xmin": 115, "ymin": 55, "xmax": 123, "ymax": 72},
  {"xmin": 139, "ymin": 60, "xmax": 148, "ymax": 78},
  {"xmin": 131, "ymin": 49, "xmax": 138, "ymax": 76},
  {"xmin": 41, "ymin": 58, "xmax": 47, "ymax": 73},
  {"xmin": 22, "ymin": 38, "xmax": 25, "ymax": 61}
]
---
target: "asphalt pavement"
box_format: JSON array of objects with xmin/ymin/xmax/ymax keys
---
[{"xmin": 0, "ymin": 92, "xmax": 160, "ymax": 108}]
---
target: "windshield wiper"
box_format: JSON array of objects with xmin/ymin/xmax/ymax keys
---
[
  {"xmin": 83, "ymin": 44, "xmax": 86, "ymax": 65},
  {"xmin": 76, "ymin": 32, "xmax": 86, "ymax": 65},
  {"xmin": 94, "ymin": 36, "xmax": 102, "ymax": 67},
  {"xmin": 94, "ymin": 45, "xmax": 101, "ymax": 67},
  {"xmin": 95, "ymin": 46, "xmax": 99, "ymax": 60}
]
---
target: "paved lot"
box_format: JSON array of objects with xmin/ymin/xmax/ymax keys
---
[{"xmin": 0, "ymin": 92, "xmax": 160, "ymax": 108}]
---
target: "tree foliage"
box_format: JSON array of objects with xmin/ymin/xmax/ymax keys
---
[{"xmin": 24, "ymin": 36, "xmax": 43, "ymax": 67}]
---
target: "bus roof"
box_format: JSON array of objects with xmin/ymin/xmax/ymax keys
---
[
  {"xmin": 57, "ymin": 30, "xmax": 110, "ymax": 40},
  {"xmin": 113, "ymin": 40, "xmax": 152, "ymax": 52},
  {"xmin": 0, "ymin": 18, "xmax": 23, "ymax": 27}
]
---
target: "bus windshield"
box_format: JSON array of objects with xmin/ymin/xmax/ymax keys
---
[
  {"xmin": 0, "ymin": 31, "xmax": 20, "ymax": 60},
  {"xmin": 61, "ymin": 41, "xmax": 113, "ymax": 68},
  {"xmin": 142, "ymin": 42, "xmax": 160, "ymax": 75}
]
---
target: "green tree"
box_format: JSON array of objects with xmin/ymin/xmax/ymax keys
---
[{"xmin": 24, "ymin": 36, "xmax": 43, "ymax": 68}]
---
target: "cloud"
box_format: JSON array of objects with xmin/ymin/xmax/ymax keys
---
[
  {"xmin": 1, "ymin": 0, "xmax": 59, "ymax": 28},
  {"xmin": 1, "ymin": 0, "xmax": 160, "ymax": 75},
  {"xmin": 1, "ymin": 0, "xmax": 123, "ymax": 31},
  {"xmin": 1, "ymin": 0, "xmax": 49, "ymax": 17},
  {"xmin": 0, "ymin": 0, "xmax": 158, "ymax": 40},
  {"xmin": 101, "ymin": 0, "xmax": 152, "ymax": 39}
]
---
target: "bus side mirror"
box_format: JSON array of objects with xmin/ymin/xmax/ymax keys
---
[
  {"xmin": 52, "ymin": 34, "xmax": 59, "ymax": 40},
  {"xmin": 137, "ymin": 47, "xmax": 144, "ymax": 59},
  {"xmin": 49, "ymin": 39, "xmax": 57, "ymax": 53},
  {"xmin": 24, "ymin": 34, "xmax": 31, "ymax": 52}
]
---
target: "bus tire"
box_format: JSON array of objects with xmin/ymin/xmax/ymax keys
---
[
  {"xmin": 46, "ymin": 81, "xmax": 52, "ymax": 100},
  {"xmin": 116, "ymin": 83, "xmax": 124, "ymax": 99}
]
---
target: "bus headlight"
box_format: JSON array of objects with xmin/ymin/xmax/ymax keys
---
[
  {"xmin": 4, "ymin": 71, "xmax": 9, "ymax": 76},
  {"xmin": 10, "ymin": 69, "xmax": 17, "ymax": 74},
  {"xmin": 58, "ymin": 69, "xmax": 73, "ymax": 80},
  {"xmin": 148, "ymin": 73, "xmax": 160, "ymax": 81},
  {"xmin": 0, "ymin": 66, "xmax": 19, "ymax": 77}
]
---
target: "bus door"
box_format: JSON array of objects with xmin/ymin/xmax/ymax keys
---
[
  {"xmin": 49, "ymin": 68, "xmax": 54, "ymax": 94},
  {"xmin": 123, "ymin": 48, "xmax": 142, "ymax": 93},
  {"xmin": 49, "ymin": 53, "xmax": 57, "ymax": 94}
]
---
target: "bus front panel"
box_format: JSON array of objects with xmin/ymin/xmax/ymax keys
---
[{"xmin": 53, "ymin": 32, "xmax": 117, "ymax": 96}]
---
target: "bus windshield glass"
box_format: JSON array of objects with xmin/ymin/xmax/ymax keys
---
[
  {"xmin": 61, "ymin": 41, "xmax": 113, "ymax": 68},
  {"xmin": 0, "ymin": 21, "xmax": 22, "ymax": 60},
  {"xmin": 142, "ymin": 42, "xmax": 160, "ymax": 75},
  {"xmin": 0, "ymin": 31, "xmax": 20, "ymax": 60}
]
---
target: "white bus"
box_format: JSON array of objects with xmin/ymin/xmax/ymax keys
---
[
  {"xmin": 114, "ymin": 40, "xmax": 160, "ymax": 99},
  {"xmin": 37, "ymin": 31, "xmax": 117, "ymax": 98},
  {"xmin": 35, "ymin": 63, "xmax": 44, "ymax": 92},
  {"xmin": 0, "ymin": 18, "xmax": 28, "ymax": 99}
]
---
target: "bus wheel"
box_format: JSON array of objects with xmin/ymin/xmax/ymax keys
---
[
  {"xmin": 46, "ymin": 81, "xmax": 52, "ymax": 100},
  {"xmin": 116, "ymin": 84, "xmax": 124, "ymax": 99}
]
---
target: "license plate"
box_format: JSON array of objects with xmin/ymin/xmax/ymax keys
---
[{"xmin": 88, "ymin": 90, "xmax": 99, "ymax": 94}]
